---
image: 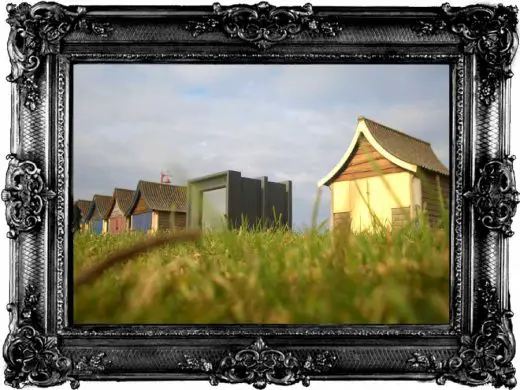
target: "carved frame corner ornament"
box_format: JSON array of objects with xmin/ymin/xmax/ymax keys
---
[
  {"xmin": 185, "ymin": 2, "xmax": 343, "ymax": 50},
  {"xmin": 1, "ymin": 154, "xmax": 56, "ymax": 239},
  {"xmin": 179, "ymin": 337, "xmax": 336, "ymax": 389},
  {"xmin": 413, "ymin": 2, "xmax": 519, "ymax": 105},
  {"xmin": 3, "ymin": 285, "xmax": 79, "ymax": 389},
  {"xmin": 464, "ymin": 155, "xmax": 520, "ymax": 237},
  {"xmin": 407, "ymin": 279, "xmax": 516, "ymax": 389},
  {"xmin": 5, "ymin": 2, "xmax": 112, "ymax": 111},
  {"xmin": 73, "ymin": 353, "xmax": 111, "ymax": 376}
]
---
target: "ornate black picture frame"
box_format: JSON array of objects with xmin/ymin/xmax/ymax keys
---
[{"xmin": 2, "ymin": 1, "xmax": 519, "ymax": 388}]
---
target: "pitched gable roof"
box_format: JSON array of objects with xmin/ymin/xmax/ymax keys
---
[
  {"xmin": 111, "ymin": 188, "xmax": 136, "ymax": 215},
  {"xmin": 318, "ymin": 116, "xmax": 449, "ymax": 187},
  {"xmin": 88, "ymin": 194, "xmax": 113, "ymax": 220},
  {"xmin": 74, "ymin": 200, "xmax": 92, "ymax": 217},
  {"xmin": 362, "ymin": 117, "xmax": 449, "ymax": 176},
  {"xmin": 128, "ymin": 180, "xmax": 187, "ymax": 215}
]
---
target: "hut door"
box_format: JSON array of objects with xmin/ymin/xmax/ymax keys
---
[
  {"xmin": 132, "ymin": 211, "xmax": 152, "ymax": 232},
  {"xmin": 110, "ymin": 216, "xmax": 126, "ymax": 234},
  {"xmin": 92, "ymin": 220, "xmax": 103, "ymax": 234}
]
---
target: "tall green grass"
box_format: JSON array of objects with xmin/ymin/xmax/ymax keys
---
[{"xmin": 74, "ymin": 207, "xmax": 449, "ymax": 325}]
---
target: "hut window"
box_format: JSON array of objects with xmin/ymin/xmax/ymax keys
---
[
  {"xmin": 333, "ymin": 212, "xmax": 351, "ymax": 231},
  {"xmin": 391, "ymin": 207, "xmax": 411, "ymax": 229}
]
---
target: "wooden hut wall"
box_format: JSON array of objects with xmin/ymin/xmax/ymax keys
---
[
  {"xmin": 416, "ymin": 168, "xmax": 449, "ymax": 225},
  {"xmin": 174, "ymin": 212, "xmax": 187, "ymax": 229},
  {"xmin": 156, "ymin": 211, "xmax": 187, "ymax": 230}
]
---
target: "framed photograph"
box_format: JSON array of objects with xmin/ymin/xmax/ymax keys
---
[{"xmin": 2, "ymin": 0, "xmax": 519, "ymax": 388}]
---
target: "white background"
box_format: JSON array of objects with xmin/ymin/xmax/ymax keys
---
[{"xmin": 0, "ymin": 0, "xmax": 518, "ymax": 389}]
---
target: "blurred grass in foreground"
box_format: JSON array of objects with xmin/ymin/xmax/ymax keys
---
[{"xmin": 74, "ymin": 208, "xmax": 449, "ymax": 325}]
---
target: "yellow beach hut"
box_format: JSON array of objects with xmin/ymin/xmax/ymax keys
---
[{"xmin": 318, "ymin": 116, "xmax": 449, "ymax": 232}]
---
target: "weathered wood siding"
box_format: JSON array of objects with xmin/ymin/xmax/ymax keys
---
[
  {"xmin": 155, "ymin": 211, "xmax": 187, "ymax": 230},
  {"xmin": 391, "ymin": 207, "xmax": 411, "ymax": 229},
  {"xmin": 174, "ymin": 212, "xmax": 187, "ymax": 229},
  {"xmin": 416, "ymin": 168, "xmax": 449, "ymax": 225},
  {"xmin": 132, "ymin": 194, "xmax": 148, "ymax": 215},
  {"xmin": 156, "ymin": 211, "xmax": 169, "ymax": 230},
  {"xmin": 333, "ymin": 212, "xmax": 351, "ymax": 231},
  {"xmin": 335, "ymin": 135, "xmax": 405, "ymax": 182}
]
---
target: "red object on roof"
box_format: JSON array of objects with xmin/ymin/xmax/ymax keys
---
[{"xmin": 160, "ymin": 171, "xmax": 172, "ymax": 184}]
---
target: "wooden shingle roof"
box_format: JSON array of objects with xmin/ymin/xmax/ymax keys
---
[
  {"xmin": 74, "ymin": 200, "xmax": 92, "ymax": 217},
  {"xmin": 362, "ymin": 117, "xmax": 449, "ymax": 176},
  {"xmin": 129, "ymin": 180, "xmax": 187, "ymax": 214},
  {"xmin": 318, "ymin": 116, "xmax": 449, "ymax": 187},
  {"xmin": 112, "ymin": 188, "xmax": 136, "ymax": 215}
]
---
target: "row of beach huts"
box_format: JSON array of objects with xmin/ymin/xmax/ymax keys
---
[{"xmin": 74, "ymin": 177, "xmax": 188, "ymax": 234}]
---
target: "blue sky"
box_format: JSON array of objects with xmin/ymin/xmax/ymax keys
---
[{"xmin": 73, "ymin": 64, "xmax": 449, "ymax": 229}]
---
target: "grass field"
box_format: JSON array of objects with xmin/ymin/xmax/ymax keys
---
[{"xmin": 73, "ymin": 210, "xmax": 450, "ymax": 325}]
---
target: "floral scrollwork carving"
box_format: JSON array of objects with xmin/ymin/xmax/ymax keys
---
[
  {"xmin": 74, "ymin": 353, "xmax": 111, "ymax": 375},
  {"xmin": 180, "ymin": 337, "xmax": 336, "ymax": 388},
  {"xmin": 407, "ymin": 279, "xmax": 516, "ymax": 389},
  {"xmin": 413, "ymin": 3, "xmax": 518, "ymax": 104},
  {"xmin": 3, "ymin": 285, "xmax": 79, "ymax": 389},
  {"xmin": 185, "ymin": 2, "xmax": 342, "ymax": 50},
  {"xmin": 1, "ymin": 154, "xmax": 56, "ymax": 239},
  {"xmin": 6, "ymin": 2, "xmax": 112, "ymax": 111},
  {"xmin": 464, "ymin": 155, "xmax": 520, "ymax": 237},
  {"xmin": 6, "ymin": 2, "xmax": 86, "ymax": 110}
]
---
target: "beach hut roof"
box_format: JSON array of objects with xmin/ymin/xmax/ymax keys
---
[
  {"xmin": 74, "ymin": 200, "xmax": 92, "ymax": 217},
  {"xmin": 86, "ymin": 194, "xmax": 113, "ymax": 220},
  {"xmin": 318, "ymin": 116, "xmax": 449, "ymax": 187},
  {"xmin": 110, "ymin": 188, "xmax": 136, "ymax": 215},
  {"xmin": 127, "ymin": 180, "xmax": 187, "ymax": 215}
]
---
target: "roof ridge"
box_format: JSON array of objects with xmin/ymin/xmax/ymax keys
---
[
  {"xmin": 358, "ymin": 116, "xmax": 431, "ymax": 145},
  {"xmin": 93, "ymin": 194, "xmax": 111, "ymax": 198},
  {"xmin": 138, "ymin": 180, "xmax": 186, "ymax": 189}
]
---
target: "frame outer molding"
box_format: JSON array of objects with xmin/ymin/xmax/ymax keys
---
[{"xmin": 2, "ymin": 1, "xmax": 520, "ymax": 389}]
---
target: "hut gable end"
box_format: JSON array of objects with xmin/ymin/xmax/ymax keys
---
[
  {"xmin": 132, "ymin": 192, "xmax": 150, "ymax": 215},
  {"xmin": 110, "ymin": 201, "xmax": 124, "ymax": 218},
  {"xmin": 335, "ymin": 134, "xmax": 405, "ymax": 182},
  {"xmin": 110, "ymin": 188, "xmax": 136, "ymax": 217},
  {"xmin": 318, "ymin": 116, "xmax": 449, "ymax": 188}
]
